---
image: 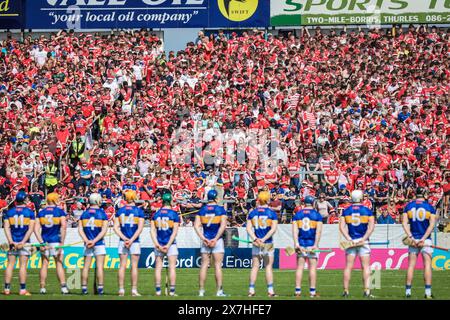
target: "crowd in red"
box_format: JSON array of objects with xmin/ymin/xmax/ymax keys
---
[{"xmin": 0, "ymin": 25, "xmax": 449, "ymax": 226}]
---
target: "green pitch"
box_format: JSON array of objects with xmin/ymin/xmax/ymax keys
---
[{"xmin": 0, "ymin": 269, "xmax": 449, "ymax": 300}]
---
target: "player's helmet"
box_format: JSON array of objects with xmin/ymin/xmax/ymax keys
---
[
  {"xmin": 162, "ymin": 192, "xmax": 172, "ymax": 204},
  {"xmin": 351, "ymin": 190, "xmax": 363, "ymax": 203},
  {"xmin": 258, "ymin": 191, "xmax": 270, "ymax": 204},
  {"xmin": 304, "ymin": 195, "xmax": 315, "ymax": 205},
  {"xmin": 416, "ymin": 187, "xmax": 426, "ymax": 197},
  {"xmin": 124, "ymin": 189, "xmax": 137, "ymax": 202},
  {"xmin": 16, "ymin": 191, "xmax": 28, "ymax": 203},
  {"xmin": 89, "ymin": 193, "xmax": 102, "ymax": 206},
  {"xmin": 46, "ymin": 192, "xmax": 59, "ymax": 204},
  {"xmin": 207, "ymin": 189, "xmax": 218, "ymax": 201}
]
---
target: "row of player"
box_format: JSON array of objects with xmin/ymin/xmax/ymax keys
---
[{"xmin": 2, "ymin": 188, "xmax": 436, "ymax": 298}]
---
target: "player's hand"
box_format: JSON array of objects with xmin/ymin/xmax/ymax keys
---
[
  {"xmin": 209, "ymin": 239, "xmax": 217, "ymax": 248},
  {"xmin": 311, "ymin": 246, "xmax": 319, "ymax": 252},
  {"xmin": 124, "ymin": 239, "xmax": 131, "ymax": 248},
  {"xmin": 156, "ymin": 244, "xmax": 164, "ymax": 252},
  {"xmin": 254, "ymin": 238, "xmax": 263, "ymax": 247},
  {"xmin": 294, "ymin": 244, "xmax": 301, "ymax": 253},
  {"xmin": 203, "ymin": 239, "xmax": 210, "ymax": 247},
  {"xmin": 10, "ymin": 242, "xmax": 18, "ymax": 250},
  {"xmin": 416, "ymin": 240, "xmax": 425, "ymax": 248},
  {"xmin": 161, "ymin": 245, "xmax": 169, "ymax": 253},
  {"xmin": 16, "ymin": 242, "xmax": 24, "ymax": 250},
  {"xmin": 87, "ymin": 241, "xmax": 95, "ymax": 248}
]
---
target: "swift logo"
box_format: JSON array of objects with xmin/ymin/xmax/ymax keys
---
[{"xmin": 218, "ymin": 0, "xmax": 258, "ymax": 21}]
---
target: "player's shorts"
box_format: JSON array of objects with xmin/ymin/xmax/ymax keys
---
[
  {"xmin": 118, "ymin": 241, "xmax": 141, "ymax": 255},
  {"xmin": 200, "ymin": 238, "xmax": 225, "ymax": 254},
  {"xmin": 154, "ymin": 244, "xmax": 178, "ymax": 257},
  {"xmin": 252, "ymin": 243, "xmax": 275, "ymax": 257},
  {"xmin": 43, "ymin": 242, "xmax": 64, "ymax": 257},
  {"xmin": 345, "ymin": 238, "xmax": 371, "ymax": 257},
  {"xmin": 297, "ymin": 247, "xmax": 319, "ymax": 259},
  {"xmin": 84, "ymin": 245, "xmax": 106, "ymax": 257},
  {"xmin": 408, "ymin": 238, "xmax": 433, "ymax": 256},
  {"xmin": 8, "ymin": 247, "xmax": 31, "ymax": 256}
]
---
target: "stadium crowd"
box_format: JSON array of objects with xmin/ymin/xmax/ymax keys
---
[{"xmin": 0, "ymin": 25, "xmax": 449, "ymax": 228}]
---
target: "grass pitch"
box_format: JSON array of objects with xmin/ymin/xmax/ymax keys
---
[{"xmin": 0, "ymin": 269, "xmax": 448, "ymax": 300}]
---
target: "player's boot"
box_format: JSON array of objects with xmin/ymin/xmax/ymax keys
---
[
  {"xmin": 248, "ymin": 291, "xmax": 256, "ymax": 297},
  {"xmin": 310, "ymin": 292, "xmax": 320, "ymax": 298},
  {"xmin": 118, "ymin": 289, "xmax": 125, "ymax": 297},
  {"xmin": 363, "ymin": 291, "xmax": 375, "ymax": 299},
  {"xmin": 216, "ymin": 290, "xmax": 229, "ymax": 297},
  {"xmin": 267, "ymin": 292, "xmax": 278, "ymax": 298},
  {"xmin": 424, "ymin": 294, "xmax": 434, "ymax": 299},
  {"xmin": 342, "ymin": 291, "xmax": 349, "ymax": 298},
  {"xmin": 169, "ymin": 292, "xmax": 178, "ymax": 297},
  {"xmin": 198, "ymin": 289, "xmax": 205, "ymax": 297},
  {"xmin": 295, "ymin": 292, "xmax": 301, "ymax": 298},
  {"xmin": 3, "ymin": 289, "xmax": 10, "ymax": 295},
  {"xmin": 132, "ymin": 291, "xmax": 142, "ymax": 297},
  {"xmin": 61, "ymin": 286, "xmax": 70, "ymax": 295},
  {"xmin": 19, "ymin": 289, "xmax": 31, "ymax": 296},
  {"xmin": 81, "ymin": 288, "xmax": 88, "ymax": 295},
  {"xmin": 40, "ymin": 288, "xmax": 46, "ymax": 294},
  {"xmin": 155, "ymin": 290, "xmax": 162, "ymax": 296},
  {"xmin": 405, "ymin": 293, "xmax": 411, "ymax": 298}
]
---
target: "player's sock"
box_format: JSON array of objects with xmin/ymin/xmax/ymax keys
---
[
  {"xmin": 119, "ymin": 288, "xmax": 125, "ymax": 294},
  {"xmin": 425, "ymin": 285, "xmax": 432, "ymax": 297},
  {"xmin": 310, "ymin": 288, "xmax": 316, "ymax": 296},
  {"xmin": 249, "ymin": 284, "xmax": 255, "ymax": 294},
  {"xmin": 4, "ymin": 283, "xmax": 10, "ymax": 290},
  {"xmin": 97, "ymin": 285, "xmax": 104, "ymax": 295},
  {"xmin": 20, "ymin": 283, "xmax": 26, "ymax": 291},
  {"xmin": 81, "ymin": 286, "xmax": 88, "ymax": 294},
  {"xmin": 170, "ymin": 286, "xmax": 176, "ymax": 294},
  {"xmin": 405, "ymin": 285, "xmax": 412, "ymax": 296},
  {"xmin": 267, "ymin": 283, "xmax": 274, "ymax": 295},
  {"xmin": 155, "ymin": 285, "xmax": 161, "ymax": 294}
]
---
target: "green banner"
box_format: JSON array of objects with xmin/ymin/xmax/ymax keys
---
[{"xmin": 271, "ymin": 0, "xmax": 450, "ymax": 26}]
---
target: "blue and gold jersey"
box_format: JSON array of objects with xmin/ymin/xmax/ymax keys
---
[
  {"xmin": 5, "ymin": 206, "xmax": 35, "ymax": 243},
  {"xmin": 247, "ymin": 206, "xmax": 278, "ymax": 244},
  {"xmin": 116, "ymin": 205, "xmax": 145, "ymax": 242},
  {"xmin": 342, "ymin": 204, "xmax": 374, "ymax": 240},
  {"xmin": 198, "ymin": 204, "xmax": 226, "ymax": 240},
  {"xmin": 292, "ymin": 208, "xmax": 322, "ymax": 247},
  {"xmin": 152, "ymin": 208, "xmax": 180, "ymax": 245},
  {"xmin": 37, "ymin": 206, "xmax": 66, "ymax": 243},
  {"xmin": 80, "ymin": 208, "xmax": 108, "ymax": 246},
  {"xmin": 404, "ymin": 200, "xmax": 435, "ymax": 240}
]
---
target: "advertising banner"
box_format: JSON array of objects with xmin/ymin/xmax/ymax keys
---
[
  {"xmin": 0, "ymin": 0, "xmax": 24, "ymax": 29},
  {"xmin": 139, "ymin": 248, "xmax": 280, "ymax": 269},
  {"xmin": 432, "ymin": 250, "xmax": 450, "ymax": 270},
  {"xmin": 0, "ymin": 247, "xmax": 279, "ymax": 269},
  {"xmin": 25, "ymin": 0, "xmax": 270, "ymax": 30},
  {"xmin": 279, "ymin": 248, "xmax": 424, "ymax": 270},
  {"xmin": 271, "ymin": 0, "xmax": 450, "ymax": 26}
]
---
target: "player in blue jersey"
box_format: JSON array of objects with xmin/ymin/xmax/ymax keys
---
[
  {"xmin": 194, "ymin": 189, "xmax": 228, "ymax": 297},
  {"xmin": 3, "ymin": 191, "xmax": 35, "ymax": 296},
  {"xmin": 34, "ymin": 192, "xmax": 69, "ymax": 295},
  {"xmin": 113, "ymin": 190, "xmax": 145, "ymax": 297},
  {"xmin": 402, "ymin": 187, "xmax": 436, "ymax": 299},
  {"xmin": 292, "ymin": 195, "xmax": 323, "ymax": 298},
  {"xmin": 339, "ymin": 190, "xmax": 375, "ymax": 298},
  {"xmin": 150, "ymin": 192, "xmax": 180, "ymax": 296},
  {"xmin": 246, "ymin": 191, "xmax": 278, "ymax": 297},
  {"xmin": 78, "ymin": 193, "xmax": 108, "ymax": 295}
]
